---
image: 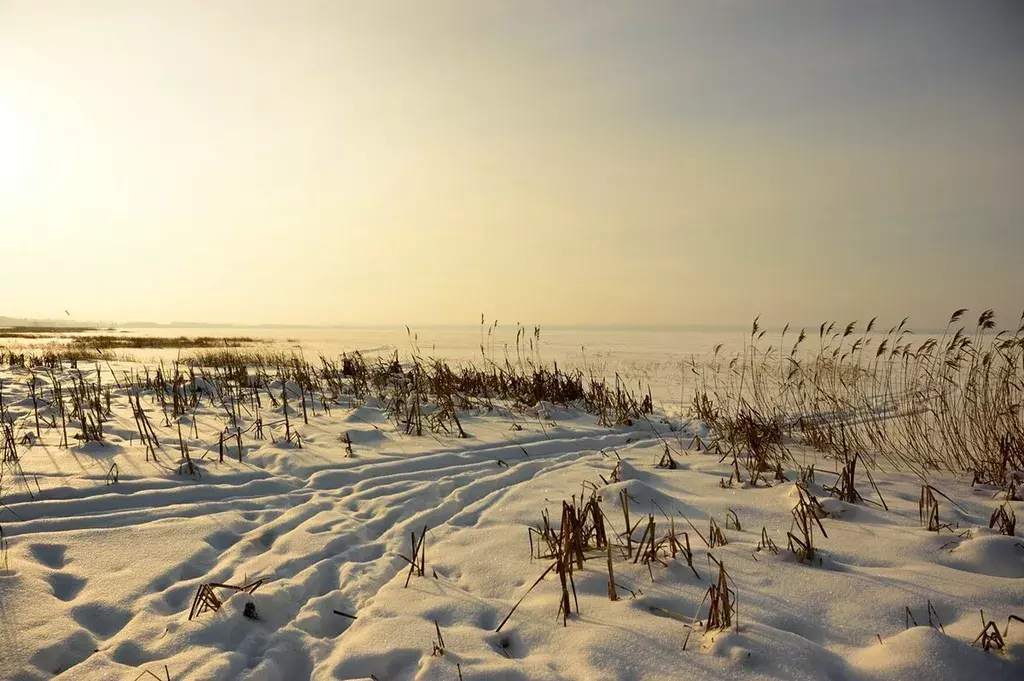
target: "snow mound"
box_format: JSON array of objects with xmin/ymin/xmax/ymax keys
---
[
  {"xmin": 851, "ymin": 626, "xmax": 1021, "ymax": 681},
  {"xmin": 940, "ymin": 534, "xmax": 1024, "ymax": 579}
]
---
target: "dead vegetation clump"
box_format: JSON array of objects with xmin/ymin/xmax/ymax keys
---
[
  {"xmin": 430, "ymin": 620, "xmax": 446, "ymax": 656},
  {"xmin": 694, "ymin": 398, "xmax": 791, "ymax": 488},
  {"xmin": 78, "ymin": 335, "xmax": 260, "ymax": 350},
  {"xmin": 989, "ymin": 503, "xmax": 1016, "ymax": 536},
  {"xmin": 185, "ymin": 348, "xmax": 297, "ymax": 370},
  {"xmin": 682, "ymin": 555, "xmax": 738, "ymax": 650},
  {"xmin": 701, "ymin": 556, "xmax": 737, "ymax": 632},
  {"xmin": 188, "ymin": 578, "xmax": 264, "ymax": 620},
  {"xmin": 756, "ymin": 527, "xmax": 779, "ymax": 555},
  {"xmin": 707, "ymin": 516, "xmax": 727, "ymax": 548},
  {"xmin": 504, "ymin": 487, "xmax": 707, "ymax": 632},
  {"xmin": 822, "ymin": 445, "xmax": 889, "ymax": 510},
  {"xmin": 2, "ymin": 346, "xmax": 106, "ymax": 368},
  {"xmin": 788, "ymin": 486, "xmax": 828, "ymax": 563},
  {"xmin": 904, "ymin": 600, "xmax": 946, "ymax": 633},
  {"xmin": 918, "ymin": 484, "xmax": 964, "ymax": 533},
  {"xmin": 401, "ymin": 525, "xmax": 429, "ymax": 587},
  {"xmin": 656, "ymin": 444, "xmax": 678, "ymax": 469},
  {"xmin": 970, "ymin": 610, "xmax": 1022, "ymax": 653},
  {"xmin": 0, "ymin": 325, "xmax": 101, "ymax": 337},
  {"xmin": 0, "ymin": 335, "xmax": 260, "ymax": 359},
  {"xmin": 689, "ymin": 309, "xmax": 1024, "ymax": 483}
]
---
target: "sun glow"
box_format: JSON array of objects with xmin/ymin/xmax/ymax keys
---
[{"xmin": 0, "ymin": 1, "xmax": 1020, "ymax": 327}]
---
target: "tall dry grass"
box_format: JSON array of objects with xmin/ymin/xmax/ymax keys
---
[{"xmin": 691, "ymin": 309, "xmax": 1024, "ymax": 484}]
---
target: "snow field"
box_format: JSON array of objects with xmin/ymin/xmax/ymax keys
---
[{"xmin": 0, "ymin": 362, "xmax": 1020, "ymax": 680}]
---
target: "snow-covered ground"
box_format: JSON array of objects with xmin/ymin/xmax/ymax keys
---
[{"xmin": 0, "ymin": 359, "xmax": 1021, "ymax": 680}]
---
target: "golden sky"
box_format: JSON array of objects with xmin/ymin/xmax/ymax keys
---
[{"xmin": 1, "ymin": 1, "xmax": 1022, "ymax": 327}]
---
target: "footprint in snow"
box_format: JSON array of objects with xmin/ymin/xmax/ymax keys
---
[
  {"xmin": 71, "ymin": 602, "xmax": 133, "ymax": 638},
  {"xmin": 28, "ymin": 543, "xmax": 67, "ymax": 570},
  {"xmin": 205, "ymin": 530, "xmax": 242, "ymax": 551},
  {"xmin": 46, "ymin": 572, "xmax": 87, "ymax": 602}
]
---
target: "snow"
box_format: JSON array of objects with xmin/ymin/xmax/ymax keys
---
[{"xmin": 0, "ymin": 359, "xmax": 1021, "ymax": 680}]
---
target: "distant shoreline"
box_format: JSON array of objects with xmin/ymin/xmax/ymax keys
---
[{"xmin": 0, "ymin": 316, "xmax": 975, "ymax": 336}]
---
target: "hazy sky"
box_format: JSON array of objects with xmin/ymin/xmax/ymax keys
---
[{"xmin": 1, "ymin": 1, "xmax": 1022, "ymax": 328}]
